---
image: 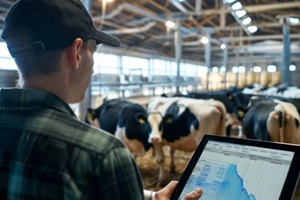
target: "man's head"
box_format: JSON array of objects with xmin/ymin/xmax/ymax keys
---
[
  {"xmin": 1, "ymin": 0, "xmax": 121, "ymax": 57},
  {"xmin": 1, "ymin": 0, "xmax": 121, "ymax": 103}
]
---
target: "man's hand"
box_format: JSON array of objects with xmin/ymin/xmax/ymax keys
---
[
  {"xmin": 154, "ymin": 180, "xmax": 202, "ymax": 200},
  {"xmin": 182, "ymin": 188, "xmax": 202, "ymax": 200}
]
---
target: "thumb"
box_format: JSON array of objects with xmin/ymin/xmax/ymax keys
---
[
  {"xmin": 183, "ymin": 188, "xmax": 203, "ymax": 200},
  {"xmin": 165, "ymin": 180, "xmax": 178, "ymax": 194}
]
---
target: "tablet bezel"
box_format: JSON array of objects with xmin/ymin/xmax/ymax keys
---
[{"xmin": 171, "ymin": 134, "xmax": 300, "ymax": 200}]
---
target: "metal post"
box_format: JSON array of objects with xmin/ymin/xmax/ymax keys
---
[
  {"xmin": 175, "ymin": 20, "xmax": 182, "ymax": 93},
  {"xmin": 204, "ymin": 28, "xmax": 213, "ymax": 91},
  {"xmin": 282, "ymin": 17, "xmax": 291, "ymax": 86},
  {"xmin": 222, "ymin": 40, "xmax": 228, "ymax": 89},
  {"xmin": 195, "ymin": 0, "xmax": 202, "ymax": 12},
  {"xmin": 235, "ymin": 30, "xmax": 242, "ymax": 88}
]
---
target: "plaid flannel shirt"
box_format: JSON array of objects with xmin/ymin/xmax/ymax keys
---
[{"xmin": 0, "ymin": 88, "xmax": 144, "ymax": 200}]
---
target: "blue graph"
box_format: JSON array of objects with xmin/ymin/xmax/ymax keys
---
[
  {"xmin": 177, "ymin": 141, "xmax": 293, "ymax": 200},
  {"xmin": 217, "ymin": 164, "xmax": 256, "ymax": 200},
  {"xmin": 179, "ymin": 161, "xmax": 256, "ymax": 200}
]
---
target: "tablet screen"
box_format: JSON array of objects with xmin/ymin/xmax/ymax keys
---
[{"xmin": 174, "ymin": 135, "xmax": 299, "ymax": 200}]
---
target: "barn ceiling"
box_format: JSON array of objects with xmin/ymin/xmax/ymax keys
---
[{"xmin": 0, "ymin": 0, "xmax": 300, "ymax": 66}]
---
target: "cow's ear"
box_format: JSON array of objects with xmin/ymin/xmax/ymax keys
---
[
  {"xmin": 86, "ymin": 112, "xmax": 93, "ymax": 120},
  {"xmin": 135, "ymin": 113, "xmax": 147, "ymax": 125},
  {"xmin": 86, "ymin": 108, "xmax": 95, "ymax": 120},
  {"xmin": 226, "ymin": 93, "xmax": 233, "ymax": 100},
  {"xmin": 238, "ymin": 110, "xmax": 245, "ymax": 118},
  {"xmin": 164, "ymin": 114, "xmax": 173, "ymax": 123},
  {"xmin": 236, "ymin": 105, "xmax": 247, "ymax": 119}
]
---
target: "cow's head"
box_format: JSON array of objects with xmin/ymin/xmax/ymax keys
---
[
  {"xmin": 147, "ymin": 111, "xmax": 163, "ymax": 144},
  {"xmin": 147, "ymin": 111, "xmax": 174, "ymax": 144},
  {"xmin": 134, "ymin": 112, "xmax": 152, "ymax": 150},
  {"xmin": 118, "ymin": 112, "xmax": 152, "ymax": 157}
]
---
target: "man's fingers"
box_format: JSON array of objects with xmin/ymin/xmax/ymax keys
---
[{"xmin": 183, "ymin": 188, "xmax": 202, "ymax": 200}]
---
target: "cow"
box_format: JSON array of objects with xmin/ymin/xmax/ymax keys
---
[
  {"xmin": 242, "ymin": 84, "xmax": 300, "ymax": 99},
  {"xmin": 147, "ymin": 97, "xmax": 226, "ymax": 185},
  {"xmin": 182, "ymin": 90, "xmax": 249, "ymax": 137},
  {"xmin": 85, "ymin": 99, "xmax": 152, "ymax": 157},
  {"xmin": 242, "ymin": 98, "xmax": 300, "ymax": 144}
]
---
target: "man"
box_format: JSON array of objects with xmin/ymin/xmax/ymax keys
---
[{"xmin": 0, "ymin": 0, "xmax": 202, "ymax": 199}]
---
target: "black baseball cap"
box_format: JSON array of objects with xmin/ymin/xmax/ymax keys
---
[{"xmin": 1, "ymin": 0, "xmax": 121, "ymax": 58}]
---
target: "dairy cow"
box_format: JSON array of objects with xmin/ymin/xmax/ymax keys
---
[
  {"xmin": 85, "ymin": 99, "xmax": 152, "ymax": 157},
  {"xmin": 184, "ymin": 90, "xmax": 249, "ymax": 137},
  {"xmin": 147, "ymin": 97, "xmax": 226, "ymax": 185},
  {"xmin": 243, "ymin": 98, "xmax": 300, "ymax": 144}
]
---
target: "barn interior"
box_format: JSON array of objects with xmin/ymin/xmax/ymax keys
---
[{"xmin": 1, "ymin": 0, "xmax": 300, "ymax": 199}]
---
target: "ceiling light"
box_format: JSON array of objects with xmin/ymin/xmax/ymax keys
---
[
  {"xmin": 231, "ymin": 1, "xmax": 242, "ymax": 10},
  {"xmin": 290, "ymin": 64, "xmax": 296, "ymax": 71},
  {"xmin": 253, "ymin": 66, "xmax": 261, "ymax": 73},
  {"xmin": 232, "ymin": 66, "xmax": 238, "ymax": 73},
  {"xmin": 212, "ymin": 67, "xmax": 219, "ymax": 73},
  {"xmin": 201, "ymin": 36, "xmax": 209, "ymax": 44},
  {"xmin": 220, "ymin": 44, "xmax": 226, "ymax": 49},
  {"xmin": 239, "ymin": 66, "xmax": 245, "ymax": 73},
  {"xmin": 247, "ymin": 25, "xmax": 258, "ymax": 33},
  {"xmin": 242, "ymin": 17, "xmax": 251, "ymax": 25},
  {"xmin": 289, "ymin": 17, "xmax": 300, "ymax": 24},
  {"xmin": 235, "ymin": 9, "xmax": 247, "ymax": 18},
  {"xmin": 220, "ymin": 66, "xmax": 226, "ymax": 72},
  {"xmin": 165, "ymin": 20, "xmax": 175, "ymax": 28},
  {"xmin": 267, "ymin": 65, "xmax": 277, "ymax": 73},
  {"xmin": 224, "ymin": 0, "xmax": 236, "ymax": 3},
  {"xmin": 105, "ymin": 0, "xmax": 114, "ymax": 2}
]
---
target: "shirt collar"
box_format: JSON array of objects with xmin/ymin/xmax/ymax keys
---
[{"xmin": 0, "ymin": 88, "xmax": 77, "ymax": 117}]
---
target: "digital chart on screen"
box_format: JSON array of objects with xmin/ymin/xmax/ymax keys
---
[{"xmin": 178, "ymin": 141, "xmax": 294, "ymax": 200}]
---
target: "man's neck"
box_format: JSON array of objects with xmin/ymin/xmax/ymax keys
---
[{"xmin": 22, "ymin": 74, "xmax": 70, "ymax": 102}]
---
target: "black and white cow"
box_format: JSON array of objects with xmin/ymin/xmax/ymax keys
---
[
  {"xmin": 243, "ymin": 98, "xmax": 300, "ymax": 144},
  {"xmin": 242, "ymin": 84, "xmax": 300, "ymax": 99},
  {"xmin": 147, "ymin": 97, "xmax": 226, "ymax": 185},
  {"xmin": 183, "ymin": 90, "xmax": 249, "ymax": 137},
  {"xmin": 85, "ymin": 99, "xmax": 152, "ymax": 157}
]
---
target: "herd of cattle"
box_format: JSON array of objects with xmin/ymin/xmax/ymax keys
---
[{"xmin": 85, "ymin": 84, "xmax": 300, "ymax": 185}]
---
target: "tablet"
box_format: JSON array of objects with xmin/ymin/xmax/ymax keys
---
[{"xmin": 171, "ymin": 134, "xmax": 300, "ymax": 200}]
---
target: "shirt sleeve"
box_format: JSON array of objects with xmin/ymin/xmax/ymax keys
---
[
  {"xmin": 94, "ymin": 146, "xmax": 145, "ymax": 200},
  {"xmin": 144, "ymin": 190, "xmax": 155, "ymax": 200}
]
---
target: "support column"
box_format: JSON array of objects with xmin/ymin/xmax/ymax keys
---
[
  {"xmin": 204, "ymin": 28, "xmax": 214, "ymax": 91},
  {"xmin": 222, "ymin": 39, "xmax": 229, "ymax": 89},
  {"xmin": 282, "ymin": 17, "xmax": 291, "ymax": 86},
  {"xmin": 174, "ymin": 20, "xmax": 182, "ymax": 93},
  {"xmin": 235, "ymin": 30, "xmax": 242, "ymax": 88},
  {"xmin": 195, "ymin": 0, "xmax": 202, "ymax": 12}
]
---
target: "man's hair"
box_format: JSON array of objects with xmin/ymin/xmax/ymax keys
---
[
  {"xmin": 14, "ymin": 41, "xmax": 89, "ymax": 86},
  {"xmin": 14, "ymin": 49, "xmax": 63, "ymax": 86}
]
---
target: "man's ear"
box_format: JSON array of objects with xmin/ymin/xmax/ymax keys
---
[{"xmin": 68, "ymin": 38, "xmax": 84, "ymax": 70}]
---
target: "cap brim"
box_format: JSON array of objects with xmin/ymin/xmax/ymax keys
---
[{"xmin": 94, "ymin": 30, "xmax": 121, "ymax": 47}]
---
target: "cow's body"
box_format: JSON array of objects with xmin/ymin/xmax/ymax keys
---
[
  {"xmin": 85, "ymin": 99, "xmax": 152, "ymax": 157},
  {"xmin": 147, "ymin": 97, "xmax": 226, "ymax": 185},
  {"xmin": 243, "ymin": 98, "xmax": 300, "ymax": 144},
  {"xmin": 184, "ymin": 91, "xmax": 248, "ymax": 137},
  {"xmin": 242, "ymin": 84, "xmax": 300, "ymax": 99}
]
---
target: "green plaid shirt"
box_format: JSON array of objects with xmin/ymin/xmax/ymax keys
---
[{"xmin": 0, "ymin": 88, "xmax": 144, "ymax": 200}]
